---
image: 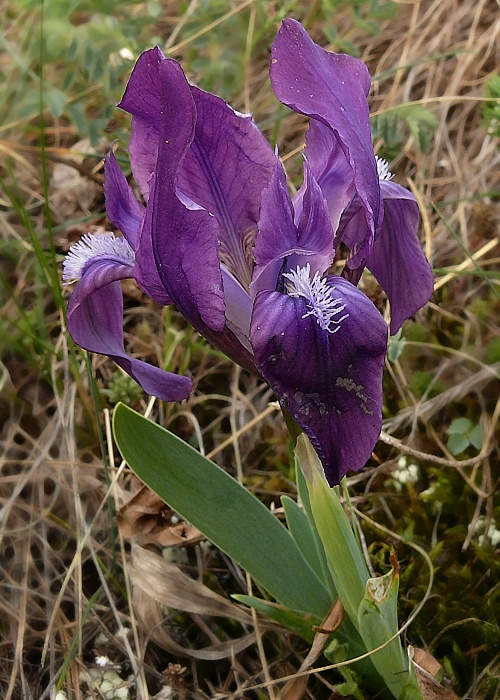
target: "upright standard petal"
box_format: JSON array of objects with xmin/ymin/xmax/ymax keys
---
[
  {"xmin": 367, "ymin": 180, "xmax": 434, "ymax": 334},
  {"xmin": 178, "ymin": 86, "xmax": 276, "ymax": 289},
  {"xmin": 102, "ymin": 153, "xmax": 171, "ymax": 306},
  {"xmin": 251, "ymin": 161, "xmax": 298, "ymax": 297},
  {"xmin": 120, "ymin": 49, "xmax": 275, "ymax": 291},
  {"xmin": 251, "ymin": 274, "xmax": 387, "ymax": 485},
  {"xmin": 294, "ymin": 163, "xmax": 335, "ymax": 274},
  {"xmin": 296, "ymin": 120, "xmax": 355, "ymax": 234},
  {"xmin": 251, "ymin": 161, "xmax": 334, "ymax": 299},
  {"xmin": 133, "ymin": 183, "xmax": 172, "ymax": 307},
  {"xmin": 151, "ymin": 59, "xmax": 257, "ymax": 374},
  {"xmin": 151, "ymin": 59, "xmax": 225, "ymax": 332},
  {"xmin": 270, "ymin": 18, "xmax": 381, "ymax": 245},
  {"xmin": 104, "ymin": 151, "xmax": 144, "ymax": 249},
  {"xmin": 66, "ymin": 253, "xmax": 191, "ymax": 402},
  {"xmin": 118, "ymin": 47, "xmax": 165, "ymax": 199}
]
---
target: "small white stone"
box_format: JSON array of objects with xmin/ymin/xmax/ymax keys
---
[
  {"xmin": 95, "ymin": 655, "xmax": 111, "ymax": 667},
  {"xmin": 119, "ymin": 48, "xmax": 135, "ymax": 61}
]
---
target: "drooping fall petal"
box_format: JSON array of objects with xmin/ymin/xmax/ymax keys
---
[
  {"xmin": 251, "ymin": 276, "xmax": 387, "ymax": 485},
  {"xmin": 66, "ymin": 256, "xmax": 191, "ymax": 401},
  {"xmin": 367, "ymin": 180, "xmax": 434, "ymax": 334}
]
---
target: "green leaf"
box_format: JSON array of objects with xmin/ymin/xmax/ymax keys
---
[
  {"xmin": 296, "ymin": 435, "xmax": 369, "ymax": 624},
  {"xmin": 388, "ymin": 328, "xmax": 406, "ymax": 363},
  {"xmin": 112, "ymin": 404, "xmax": 331, "ymax": 617},
  {"xmin": 281, "ymin": 495, "xmax": 334, "ymax": 594},
  {"xmin": 447, "ymin": 417, "xmax": 473, "ymax": 434},
  {"xmin": 447, "ymin": 432, "xmax": 469, "ymax": 455},
  {"xmin": 357, "ymin": 567, "xmax": 413, "ymax": 699},
  {"xmin": 485, "ymin": 337, "xmax": 500, "ymax": 363},
  {"xmin": 44, "ymin": 86, "xmax": 68, "ymax": 118},
  {"xmin": 469, "ymin": 424, "xmax": 484, "ymax": 451},
  {"xmin": 233, "ymin": 594, "xmax": 320, "ymax": 643}
]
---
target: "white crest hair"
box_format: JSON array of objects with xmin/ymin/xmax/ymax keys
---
[
  {"xmin": 63, "ymin": 232, "xmax": 135, "ymax": 282},
  {"xmin": 283, "ymin": 263, "xmax": 349, "ymax": 334},
  {"xmin": 375, "ymin": 156, "xmax": 394, "ymax": 182}
]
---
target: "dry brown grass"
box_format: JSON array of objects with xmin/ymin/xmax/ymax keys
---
[{"xmin": 1, "ymin": 0, "xmax": 499, "ymax": 698}]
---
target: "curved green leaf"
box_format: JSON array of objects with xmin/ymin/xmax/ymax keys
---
[{"xmin": 113, "ymin": 403, "xmax": 331, "ymax": 616}]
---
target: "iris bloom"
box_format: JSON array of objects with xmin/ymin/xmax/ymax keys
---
[{"xmin": 63, "ymin": 19, "xmax": 432, "ymax": 485}]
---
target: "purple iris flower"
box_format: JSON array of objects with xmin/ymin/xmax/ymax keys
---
[{"xmin": 63, "ymin": 19, "xmax": 432, "ymax": 485}]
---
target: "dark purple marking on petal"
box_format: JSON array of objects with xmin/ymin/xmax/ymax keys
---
[
  {"xmin": 67, "ymin": 258, "xmax": 191, "ymax": 401},
  {"xmin": 251, "ymin": 277, "xmax": 387, "ymax": 485},
  {"xmin": 104, "ymin": 151, "xmax": 145, "ymax": 249},
  {"xmin": 367, "ymin": 181, "xmax": 433, "ymax": 334}
]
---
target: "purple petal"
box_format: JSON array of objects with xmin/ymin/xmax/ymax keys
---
[
  {"xmin": 118, "ymin": 47, "xmax": 165, "ymax": 199},
  {"xmin": 104, "ymin": 151, "xmax": 145, "ymax": 249},
  {"xmin": 337, "ymin": 198, "xmax": 371, "ymax": 274},
  {"xmin": 221, "ymin": 266, "xmax": 253, "ymax": 353},
  {"xmin": 251, "ymin": 277, "xmax": 387, "ymax": 485},
  {"xmin": 120, "ymin": 49, "xmax": 275, "ymax": 290},
  {"xmin": 297, "ymin": 120, "xmax": 356, "ymax": 234},
  {"xmin": 67, "ymin": 258, "xmax": 191, "ymax": 401},
  {"xmin": 133, "ymin": 181, "xmax": 172, "ymax": 307},
  {"xmin": 367, "ymin": 181, "xmax": 434, "ymax": 334},
  {"xmin": 151, "ymin": 58, "xmax": 226, "ymax": 333},
  {"xmin": 251, "ymin": 161, "xmax": 297, "ymax": 297},
  {"xmin": 251, "ymin": 162, "xmax": 334, "ymax": 299},
  {"xmin": 178, "ymin": 86, "xmax": 276, "ymax": 289},
  {"xmin": 150, "ymin": 59, "xmax": 257, "ymax": 375},
  {"xmin": 270, "ymin": 18, "xmax": 381, "ymax": 248},
  {"xmin": 294, "ymin": 163, "xmax": 335, "ymax": 273}
]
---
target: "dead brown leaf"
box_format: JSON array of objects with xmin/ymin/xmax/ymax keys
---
[
  {"xmin": 129, "ymin": 538, "xmax": 275, "ymax": 660},
  {"xmin": 279, "ymin": 599, "xmax": 344, "ymax": 700},
  {"xmin": 117, "ymin": 485, "xmax": 204, "ymax": 547},
  {"xmin": 409, "ymin": 646, "xmax": 459, "ymax": 700}
]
